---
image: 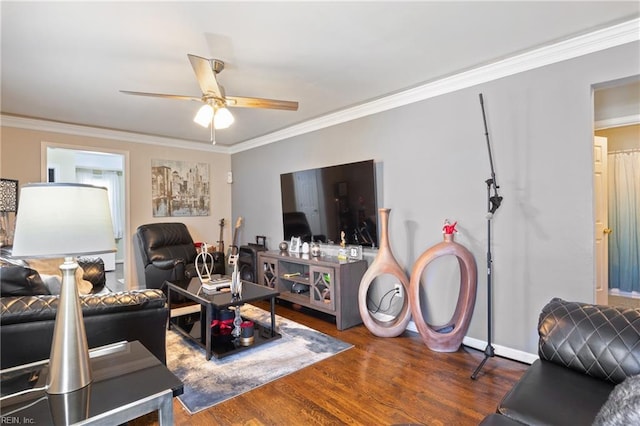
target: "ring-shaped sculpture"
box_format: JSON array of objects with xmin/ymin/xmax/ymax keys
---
[
  {"xmin": 409, "ymin": 230, "xmax": 477, "ymax": 352},
  {"xmin": 358, "ymin": 208, "xmax": 411, "ymax": 337}
]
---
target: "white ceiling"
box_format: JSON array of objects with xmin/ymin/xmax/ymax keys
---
[{"xmin": 2, "ymin": 2, "xmax": 639, "ymax": 148}]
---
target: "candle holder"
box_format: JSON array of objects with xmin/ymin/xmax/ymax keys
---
[{"xmin": 239, "ymin": 320, "xmax": 255, "ymax": 346}]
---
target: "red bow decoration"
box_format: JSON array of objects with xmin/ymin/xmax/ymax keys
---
[
  {"xmin": 443, "ymin": 220, "xmax": 458, "ymax": 235},
  {"xmin": 211, "ymin": 318, "xmax": 234, "ymax": 335}
]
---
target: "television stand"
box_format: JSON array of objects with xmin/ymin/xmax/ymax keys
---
[{"xmin": 258, "ymin": 250, "xmax": 367, "ymax": 330}]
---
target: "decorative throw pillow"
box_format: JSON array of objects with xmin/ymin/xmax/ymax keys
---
[
  {"xmin": 26, "ymin": 258, "xmax": 93, "ymax": 294},
  {"xmin": 0, "ymin": 266, "xmax": 51, "ymax": 296},
  {"xmin": 39, "ymin": 274, "xmax": 62, "ymax": 295},
  {"xmin": 593, "ymin": 375, "xmax": 640, "ymax": 425}
]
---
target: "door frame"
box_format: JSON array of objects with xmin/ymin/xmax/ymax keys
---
[
  {"xmin": 593, "ymin": 136, "xmax": 608, "ymax": 305},
  {"xmin": 40, "ymin": 142, "xmax": 132, "ymax": 288},
  {"xmin": 593, "ymin": 77, "xmax": 640, "ymax": 304}
]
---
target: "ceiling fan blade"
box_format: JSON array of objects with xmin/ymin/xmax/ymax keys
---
[
  {"xmin": 225, "ymin": 96, "xmax": 299, "ymax": 111},
  {"xmin": 120, "ymin": 90, "xmax": 201, "ymax": 102},
  {"xmin": 188, "ymin": 54, "xmax": 222, "ymax": 99}
]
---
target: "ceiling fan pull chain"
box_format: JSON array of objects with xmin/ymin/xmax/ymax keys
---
[{"xmin": 211, "ymin": 118, "xmax": 216, "ymax": 145}]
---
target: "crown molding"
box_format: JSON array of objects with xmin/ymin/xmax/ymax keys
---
[
  {"xmin": 231, "ymin": 17, "xmax": 640, "ymax": 154},
  {"xmin": 595, "ymin": 114, "xmax": 640, "ymax": 130},
  {"xmin": 2, "ymin": 18, "xmax": 638, "ymax": 155},
  {"xmin": 0, "ymin": 115, "xmax": 230, "ymax": 154}
]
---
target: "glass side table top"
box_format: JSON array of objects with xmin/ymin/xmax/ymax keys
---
[{"xmin": 0, "ymin": 341, "xmax": 183, "ymax": 425}]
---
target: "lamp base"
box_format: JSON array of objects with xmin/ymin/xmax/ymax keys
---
[
  {"xmin": 48, "ymin": 384, "xmax": 91, "ymax": 423},
  {"xmin": 46, "ymin": 257, "xmax": 92, "ymax": 394}
]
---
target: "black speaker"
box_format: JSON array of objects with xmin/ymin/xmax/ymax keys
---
[{"xmin": 238, "ymin": 244, "xmax": 266, "ymax": 283}]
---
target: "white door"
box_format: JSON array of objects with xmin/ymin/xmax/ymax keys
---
[{"xmin": 594, "ymin": 136, "xmax": 609, "ymax": 305}]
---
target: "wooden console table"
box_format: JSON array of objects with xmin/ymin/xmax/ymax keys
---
[{"xmin": 258, "ymin": 250, "xmax": 367, "ymax": 330}]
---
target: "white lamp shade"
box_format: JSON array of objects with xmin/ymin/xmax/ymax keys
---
[
  {"xmin": 12, "ymin": 183, "xmax": 116, "ymax": 258},
  {"xmin": 194, "ymin": 104, "xmax": 214, "ymax": 128},
  {"xmin": 213, "ymin": 107, "xmax": 235, "ymax": 129}
]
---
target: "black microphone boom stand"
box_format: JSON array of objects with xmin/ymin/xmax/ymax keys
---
[{"xmin": 472, "ymin": 93, "xmax": 503, "ymax": 380}]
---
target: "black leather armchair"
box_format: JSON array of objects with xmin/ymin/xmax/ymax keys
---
[{"xmin": 134, "ymin": 223, "xmax": 198, "ymax": 294}]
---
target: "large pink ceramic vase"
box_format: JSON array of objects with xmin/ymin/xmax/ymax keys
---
[
  {"xmin": 358, "ymin": 208, "xmax": 411, "ymax": 337},
  {"xmin": 409, "ymin": 231, "xmax": 477, "ymax": 352}
]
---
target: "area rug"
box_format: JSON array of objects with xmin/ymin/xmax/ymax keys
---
[{"xmin": 166, "ymin": 304, "xmax": 353, "ymax": 414}]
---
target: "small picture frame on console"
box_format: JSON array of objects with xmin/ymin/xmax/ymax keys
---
[
  {"xmin": 289, "ymin": 236, "xmax": 301, "ymax": 253},
  {"xmin": 347, "ymin": 245, "xmax": 363, "ymax": 260}
]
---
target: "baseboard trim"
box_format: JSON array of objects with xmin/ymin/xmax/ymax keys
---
[{"xmin": 405, "ymin": 321, "xmax": 538, "ymax": 365}]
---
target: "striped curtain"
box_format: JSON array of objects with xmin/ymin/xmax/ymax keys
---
[{"xmin": 608, "ymin": 150, "xmax": 640, "ymax": 293}]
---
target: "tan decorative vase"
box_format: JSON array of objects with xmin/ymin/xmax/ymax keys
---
[
  {"xmin": 358, "ymin": 208, "xmax": 411, "ymax": 337},
  {"xmin": 409, "ymin": 226, "xmax": 477, "ymax": 352}
]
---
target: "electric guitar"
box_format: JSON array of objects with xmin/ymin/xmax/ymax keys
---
[
  {"xmin": 227, "ymin": 216, "xmax": 243, "ymax": 266},
  {"xmin": 217, "ymin": 218, "xmax": 225, "ymax": 253}
]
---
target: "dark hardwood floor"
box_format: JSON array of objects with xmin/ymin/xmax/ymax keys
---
[{"xmin": 132, "ymin": 300, "xmax": 528, "ymax": 426}]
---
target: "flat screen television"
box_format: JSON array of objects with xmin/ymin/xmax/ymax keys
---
[{"xmin": 280, "ymin": 159, "xmax": 378, "ymax": 248}]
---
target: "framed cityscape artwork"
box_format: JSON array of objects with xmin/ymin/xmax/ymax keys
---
[{"xmin": 151, "ymin": 159, "xmax": 210, "ymax": 217}]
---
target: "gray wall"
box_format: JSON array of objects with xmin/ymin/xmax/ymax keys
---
[{"xmin": 231, "ymin": 41, "xmax": 640, "ymax": 356}]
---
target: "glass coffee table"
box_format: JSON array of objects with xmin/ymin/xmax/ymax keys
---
[{"xmin": 166, "ymin": 277, "xmax": 281, "ymax": 360}]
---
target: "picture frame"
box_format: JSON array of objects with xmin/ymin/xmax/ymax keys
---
[
  {"xmin": 347, "ymin": 245, "xmax": 363, "ymax": 260},
  {"xmin": 151, "ymin": 159, "xmax": 210, "ymax": 217},
  {"xmin": 289, "ymin": 236, "xmax": 301, "ymax": 254}
]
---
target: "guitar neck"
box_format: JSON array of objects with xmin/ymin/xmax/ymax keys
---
[
  {"xmin": 217, "ymin": 219, "xmax": 225, "ymax": 253},
  {"xmin": 229, "ymin": 216, "xmax": 243, "ymax": 259}
]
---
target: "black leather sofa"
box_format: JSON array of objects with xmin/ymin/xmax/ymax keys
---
[
  {"xmin": 0, "ymin": 248, "xmax": 107, "ymax": 295},
  {"xmin": 77, "ymin": 256, "xmax": 108, "ymax": 293},
  {"xmin": 1, "ymin": 289, "xmax": 168, "ymax": 369},
  {"xmin": 482, "ymin": 298, "xmax": 640, "ymax": 425},
  {"xmin": 0, "ymin": 260, "xmax": 169, "ymax": 368}
]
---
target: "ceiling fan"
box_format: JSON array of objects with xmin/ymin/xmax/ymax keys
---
[{"xmin": 121, "ymin": 54, "xmax": 298, "ymax": 143}]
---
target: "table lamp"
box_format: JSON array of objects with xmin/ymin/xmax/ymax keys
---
[
  {"xmin": 11, "ymin": 183, "xmax": 116, "ymax": 394},
  {"xmin": 0, "ymin": 178, "xmax": 18, "ymax": 246}
]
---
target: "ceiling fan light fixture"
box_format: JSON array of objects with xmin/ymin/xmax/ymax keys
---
[
  {"xmin": 125, "ymin": 54, "xmax": 296, "ymax": 137},
  {"xmin": 213, "ymin": 106, "xmax": 234, "ymax": 129},
  {"xmin": 194, "ymin": 103, "xmax": 214, "ymax": 127}
]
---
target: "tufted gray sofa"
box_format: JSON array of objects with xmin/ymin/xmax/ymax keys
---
[{"xmin": 482, "ymin": 298, "xmax": 640, "ymax": 425}]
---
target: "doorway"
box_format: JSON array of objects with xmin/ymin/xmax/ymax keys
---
[
  {"xmin": 593, "ymin": 77, "xmax": 640, "ymax": 308},
  {"xmin": 42, "ymin": 143, "xmax": 130, "ymax": 290}
]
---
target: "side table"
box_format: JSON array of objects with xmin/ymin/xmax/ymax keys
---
[{"xmin": 0, "ymin": 341, "xmax": 183, "ymax": 425}]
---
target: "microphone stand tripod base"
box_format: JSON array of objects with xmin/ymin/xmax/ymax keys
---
[{"xmin": 471, "ymin": 344, "xmax": 495, "ymax": 380}]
